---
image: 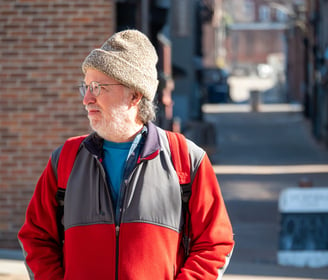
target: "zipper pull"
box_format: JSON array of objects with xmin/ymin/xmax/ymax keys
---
[{"xmin": 115, "ymin": 225, "xmax": 120, "ymax": 237}]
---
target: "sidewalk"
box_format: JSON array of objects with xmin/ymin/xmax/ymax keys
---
[{"xmin": 0, "ymin": 250, "xmax": 28, "ymax": 280}]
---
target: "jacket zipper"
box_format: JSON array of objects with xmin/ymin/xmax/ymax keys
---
[
  {"xmin": 115, "ymin": 178, "xmax": 130, "ymax": 280},
  {"xmin": 115, "ymin": 171, "xmax": 138, "ymax": 279},
  {"xmin": 115, "ymin": 225, "xmax": 120, "ymax": 280},
  {"xmin": 97, "ymin": 152, "xmax": 139, "ymax": 280},
  {"xmin": 96, "ymin": 157, "xmax": 120, "ymax": 279}
]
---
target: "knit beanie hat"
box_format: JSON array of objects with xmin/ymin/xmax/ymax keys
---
[{"xmin": 82, "ymin": 29, "xmax": 159, "ymax": 101}]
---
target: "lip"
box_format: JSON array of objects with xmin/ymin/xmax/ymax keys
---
[
  {"xmin": 86, "ymin": 107, "xmax": 101, "ymax": 117},
  {"xmin": 88, "ymin": 110, "xmax": 100, "ymax": 116}
]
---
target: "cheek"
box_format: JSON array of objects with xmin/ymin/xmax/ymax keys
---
[
  {"xmin": 96, "ymin": 96, "xmax": 113, "ymax": 110},
  {"xmin": 101, "ymin": 93, "xmax": 122, "ymax": 105},
  {"xmin": 99, "ymin": 90, "xmax": 131, "ymax": 111}
]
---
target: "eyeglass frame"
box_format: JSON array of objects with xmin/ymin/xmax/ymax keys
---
[{"xmin": 79, "ymin": 81, "xmax": 122, "ymax": 97}]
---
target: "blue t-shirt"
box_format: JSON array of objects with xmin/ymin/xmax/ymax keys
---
[{"xmin": 102, "ymin": 140, "xmax": 132, "ymax": 206}]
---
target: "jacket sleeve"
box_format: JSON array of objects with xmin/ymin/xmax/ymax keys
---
[
  {"xmin": 176, "ymin": 153, "xmax": 234, "ymax": 280},
  {"xmin": 18, "ymin": 156, "xmax": 64, "ymax": 280}
]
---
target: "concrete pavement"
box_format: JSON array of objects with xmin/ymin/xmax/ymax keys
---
[{"xmin": 0, "ymin": 250, "xmax": 28, "ymax": 280}]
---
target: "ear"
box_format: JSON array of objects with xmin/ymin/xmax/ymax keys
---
[{"xmin": 131, "ymin": 91, "xmax": 143, "ymax": 105}]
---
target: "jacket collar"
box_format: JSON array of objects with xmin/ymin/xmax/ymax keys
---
[
  {"xmin": 138, "ymin": 122, "xmax": 161, "ymax": 162},
  {"xmin": 83, "ymin": 133, "xmax": 104, "ymax": 159}
]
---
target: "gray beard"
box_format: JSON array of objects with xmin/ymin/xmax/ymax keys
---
[{"xmin": 89, "ymin": 105, "xmax": 131, "ymax": 141}]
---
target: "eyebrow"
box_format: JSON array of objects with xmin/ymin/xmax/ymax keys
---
[{"xmin": 83, "ymin": 81, "xmax": 119, "ymax": 85}]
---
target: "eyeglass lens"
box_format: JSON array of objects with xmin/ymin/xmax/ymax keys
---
[{"xmin": 79, "ymin": 81, "xmax": 101, "ymax": 97}]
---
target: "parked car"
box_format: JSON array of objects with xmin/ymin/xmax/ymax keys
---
[{"xmin": 199, "ymin": 67, "xmax": 231, "ymax": 103}]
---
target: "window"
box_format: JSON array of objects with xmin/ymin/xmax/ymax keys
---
[
  {"xmin": 259, "ymin": 5, "xmax": 271, "ymax": 22},
  {"xmin": 244, "ymin": 0, "xmax": 255, "ymax": 21},
  {"xmin": 276, "ymin": 9, "xmax": 287, "ymax": 22}
]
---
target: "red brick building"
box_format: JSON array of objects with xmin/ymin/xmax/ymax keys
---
[
  {"xmin": 226, "ymin": 0, "xmax": 287, "ymax": 72},
  {"xmin": 0, "ymin": 0, "xmax": 115, "ymax": 248}
]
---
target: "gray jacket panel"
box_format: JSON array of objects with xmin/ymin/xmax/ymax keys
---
[{"xmin": 53, "ymin": 124, "xmax": 205, "ymax": 233}]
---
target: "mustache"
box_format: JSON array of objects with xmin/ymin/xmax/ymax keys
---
[{"xmin": 85, "ymin": 105, "xmax": 101, "ymax": 112}]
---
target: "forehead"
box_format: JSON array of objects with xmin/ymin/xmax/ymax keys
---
[{"xmin": 84, "ymin": 68, "xmax": 119, "ymax": 84}]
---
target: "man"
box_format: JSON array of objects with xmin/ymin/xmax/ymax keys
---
[{"xmin": 18, "ymin": 29, "xmax": 234, "ymax": 279}]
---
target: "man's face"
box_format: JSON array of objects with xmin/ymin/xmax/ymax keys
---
[{"xmin": 82, "ymin": 69, "xmax": 133, "ymax": 141}]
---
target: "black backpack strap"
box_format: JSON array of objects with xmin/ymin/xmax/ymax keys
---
[
  {"xmin": 165, "ymin": 130, "xmax": 192, "ymax": 259},
  {"xmin": 180, "ymin": 183, "xmax": 192, "ymax": 258},
  {"xmin": 55, "ymin": 188, "xmax": 66, "ymax": 246},
  {"xmin": 55, "ymin": 135, "xmax": 87, "ymax": 246}
]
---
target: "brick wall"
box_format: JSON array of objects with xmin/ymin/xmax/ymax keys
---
[
  {"xmin": 0, "ymin": 0, "xmax": 115, "ymax": 248},
  {"xmin": 227, "ymin": 29, "xmax": 284, "ymax": 66}
]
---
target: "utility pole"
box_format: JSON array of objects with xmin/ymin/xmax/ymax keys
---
[{"xmin": 141, "ymin": 0, "xmax": 149, "ymax": 36}]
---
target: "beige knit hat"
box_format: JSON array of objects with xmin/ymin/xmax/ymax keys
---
[{"xmin": 82, "ymin": 29, "xmax": 159, "ymax": 101}]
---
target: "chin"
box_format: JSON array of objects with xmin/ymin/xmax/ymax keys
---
[
  {"xmin": 89, "ymin": 120, "xmax": 101, "ymax": 132},
  {"xmin": 89, "ymin": 122, "xmax": 108, "ymax": 138}
]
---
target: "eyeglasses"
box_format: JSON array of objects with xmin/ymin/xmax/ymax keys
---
[{"xmin": 79, "ymin": 81, "xmax": 122, "ymax": 97}]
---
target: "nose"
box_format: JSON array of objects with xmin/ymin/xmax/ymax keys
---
[{"xmin": 82, "ymin": 87, "xmax": 96, "ymax": 106}]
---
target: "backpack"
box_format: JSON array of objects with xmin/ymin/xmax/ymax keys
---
[{"xmin": 55, "ymin": 131, "xmax": 192, "ymax": 257}]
